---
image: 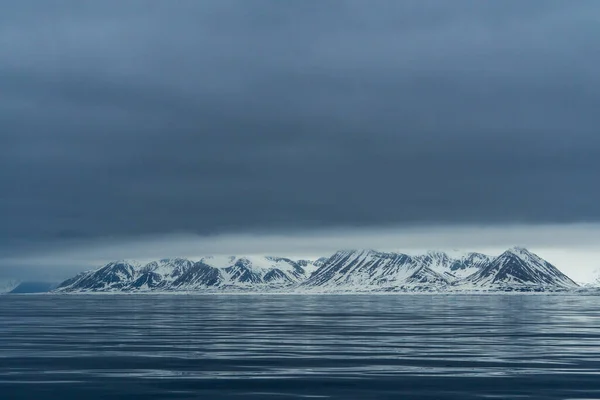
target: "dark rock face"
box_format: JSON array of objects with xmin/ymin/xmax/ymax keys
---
[
  {"xmin": 451, "ymin": 253, "xmax": 492, "ymax": 272},
  {"xmin": 405, "ymin": 267, "xmax": 449, "ymax": 285},
  {"xmin": 304, "ymin": 250, "xmax": 417, "ymax": 288},
  {"xmin": 55, "ymin": 272, "xmax": 88, "ymax": 290},
  {"xmin": 61, "ymin": 261, "xmax": 138, "ymax": 291},
  {"xmin": 263, "ymin": 269, "xmax": 293, "ymax": 283},
  {"xmin": 171, "ymin": 262, "xmax": 223, "ymax": 288},
  {"xmin": 464, "ymin": 248, "xmax": 578, "ymax": 290},
  {"xmin": 130, "ymin": 272, "xmax": 163, "ymax": 289},
  {"xmin": 304, "ymin": 250, "xmax": 457, "ymax": 290},
  {"xmin": 224, "ymin": 259, "xmax": 264, "ymax": 284}
]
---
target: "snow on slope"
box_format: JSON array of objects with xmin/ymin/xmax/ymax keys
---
[
  {"xmin": 452, "ymin": 253, "xmax": 494, "ymax": 279},
  {"xmin": 202, "ymin": 256, "xmax": 294, "ymax": 273},
  {"xmin": 297, "ymin": 258, "xmax": 327, "ymax": 277},
  {"xmin": 54, "ymin": 248, "xmax": 580, "ymax": 293},
  {"xmin": 55, "ymin": 256, "xmax": 318, "ymax": 292},
  {"xmin": 302, "ymin": 249, "xmax": 498, "ymax": 291},
  {"xmin": 56, "ymin": 261, "xmax": 141, "ymax": 292},
  {"xmin": 461, "ymin": 247, "xmax": 578, "ymax": 291},
  {"xmin": 201, "ymin": 255, "xmax": 306, "ymax": 284},
  {"xmin": 303, "ymin": 250, "xmax": 453, "ymax": 292},
  {"xmin": 302, "ymin": 248, "xmax": 578, "ymax": 292}
]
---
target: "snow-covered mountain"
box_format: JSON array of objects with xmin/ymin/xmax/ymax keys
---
[
  {"xmin": 580, "ymin": 269, "xmax": 600, "ymax": 287},
  {"xmin": 55, "ymin": 256, "xmax": 320, "ymax": 293},
  {"xmin": 302, "ymin": 250, "xmax": 452, "ymax": 292},
  {"xmin": 460, "ymin": 247, "xmax": 578, "ymax": 291},
  {"xmin": 54, "ymin": 248, "xmax": 580, "ymax": 293},
  {"xmin": 300, "ymin": 248, "xmax": 572, "ymax": 292},
  {"xmin": 448, "ymin": 252, "xmax": 494, "ymax": 279}
]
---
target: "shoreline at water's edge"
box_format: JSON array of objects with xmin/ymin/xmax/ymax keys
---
[{"xmin": 9, "ymin": 289, "xmax": 600, "ymax": 296}]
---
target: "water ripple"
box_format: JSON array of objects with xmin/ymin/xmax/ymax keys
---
[{"xmin": 1, "ymin": 294, "xmax": 600, "ymax": 399}]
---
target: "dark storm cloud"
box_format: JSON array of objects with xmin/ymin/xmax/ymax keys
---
[{"xmin": 2, "ymin": 0, "xmax": 600, "ymax": 255}]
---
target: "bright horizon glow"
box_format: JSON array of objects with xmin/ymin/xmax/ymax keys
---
[{"xmin": 2, "ymin": 223, "xmax": 600, "ymax": 283}]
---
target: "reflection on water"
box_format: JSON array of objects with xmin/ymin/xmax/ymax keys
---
[{"xmin": 1, "ymin": 294, "xmax": 600, "ymax": 399}]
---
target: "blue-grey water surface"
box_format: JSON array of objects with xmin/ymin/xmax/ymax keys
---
[{"xmin": 1, "ymin": 294, "xmax": 600, "ymax": 399}]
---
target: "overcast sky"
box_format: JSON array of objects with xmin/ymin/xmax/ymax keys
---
[{"xmin": 2, "ymin": 1, "xmax": 600, "ymax": 281}]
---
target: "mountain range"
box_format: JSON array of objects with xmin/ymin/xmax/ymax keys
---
[{"xmin": 53, "ymin": 247, "xmax": 581, "ymax": 293}]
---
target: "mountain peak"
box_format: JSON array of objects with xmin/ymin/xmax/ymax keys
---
[
  {"xmin": 107, "ymin": 259, "xmax": 142, "ymax": 268},
  {"xmin": 465, "ymin": 247, "xmax": 578, "ymax": 290},
  {"xmin": 330, "ymin": 249, "xmax": 380, "ymax": 259},
  {"xmin": 505, "ymin": 246, "xmax": 532, "ymax": 256}
]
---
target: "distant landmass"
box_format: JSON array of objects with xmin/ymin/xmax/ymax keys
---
[
  {"xmin": 10, "ymin": 282, "xmax": 59, "ymax": 294},
  {"xmin": 0, "ymin": 279, "xmax": 21, "ymax": 294},
  {"xmin": 0, "ymin": 280, "xmax": 61, "ymax": 294},
  {"xmin": 51, "ymin": 247, "xmax": 587, "ymax": 293}
]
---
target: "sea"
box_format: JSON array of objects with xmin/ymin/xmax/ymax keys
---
[{"xmin": 1, "ymin": 294, "xmax": 599, "ymax": 399}]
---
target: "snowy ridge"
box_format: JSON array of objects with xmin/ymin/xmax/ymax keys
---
[
  {"xmin": 55, "ymin": 248, "xmax": 581, "ymax": 293},
  {"xmin": 302, "ymin": 250, "xmax": 451, "ymax": 292},
  {"xmin": 460, "ymin": 247, "xmax": 578, "ymax": 291},
  {"xmin": 55, "ymin": 256, "xmax": 319, "ymax": 293}
]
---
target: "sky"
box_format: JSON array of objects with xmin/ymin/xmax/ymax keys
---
[{"xmin": 2, "ymin": 1, "xmax": 600, "ymax": 282}]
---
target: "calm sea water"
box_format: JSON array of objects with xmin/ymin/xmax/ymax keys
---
[{"xmin": 1, "ymin": 294, "xmax": 600, "ymax": 399}]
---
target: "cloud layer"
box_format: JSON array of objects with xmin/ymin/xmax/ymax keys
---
[{"xmin": 2, "ymin": 1, "xmax": 600, "ymax": 271}]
